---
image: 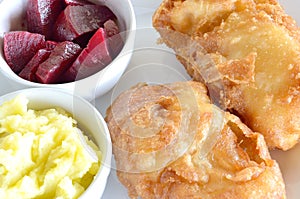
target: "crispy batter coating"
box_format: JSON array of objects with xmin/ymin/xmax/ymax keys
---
[
  {"xmin": 153, "ymin": 0, "xmax": 300, "ymax": 150},
  {"xmin": 105, "ymin": 81, "xmax": 286, "ymax": 199}
]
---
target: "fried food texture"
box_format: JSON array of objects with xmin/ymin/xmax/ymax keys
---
[
  {"xmin": 153, "ymin": 0, "xmax": 300, "ymax": 150},
  {"xmin": 105, "ymin": 81, "xmax": 286, "ymax": 199}
]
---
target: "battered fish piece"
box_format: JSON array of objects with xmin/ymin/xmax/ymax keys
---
[
  {"xmin": 153, "ymin": 0, "xmax": 300, "ymax": 150},
  {"xmin": 105, "ymin": 81, "xmax": 286, "ymax": 199}
]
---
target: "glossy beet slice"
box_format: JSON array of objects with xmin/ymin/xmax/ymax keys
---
[
  {"xmin": 3, "ymin": 31, "xmax": 46, "ymax": 73},
  {"xmin": 63, "ymin": 28, "xmax": 112, "ymax": 81},
  {"xmin": 64, "ymin": 0, "xmax": 94, "ymax": 6},
  {"xmin": 53, "ymin": 5, "xmax": 116, "ymax": 42},
  {"xmin": 27, "ymin": 0, "xmax": 64, "ymax": 40},
  {"xmin": 104, "ymin": 19, "xmax": 124, "ymax": 58},
  {"xmin": 19, "ymin": 49, "xmax": 51, "ymax": 82},
  {"xmin": 36, "ymin": 41, "xmax": 82, "ymax": 84}
]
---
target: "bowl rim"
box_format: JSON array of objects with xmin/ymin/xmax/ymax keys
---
[{"xmin": 0, "ymin": 87, "xmax": 112, "ymax": 198}]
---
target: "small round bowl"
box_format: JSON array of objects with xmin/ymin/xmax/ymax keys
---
[
  {"xmin": 0, "ymin": 87, "xmax": 112, "ymax": 199},
  {"xmin": 0, "ymin": 0, "xmax": 136, "ymax": 101}
]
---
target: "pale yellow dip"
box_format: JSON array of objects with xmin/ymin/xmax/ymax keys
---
[{"xmin": 0, "ymin": 95, "xmax": 101, "ymax": 199}]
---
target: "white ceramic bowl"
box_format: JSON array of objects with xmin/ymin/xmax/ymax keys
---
[
  {"xmin": 0, "ymin": 0, "xmax": 136, "ymax": 101},
  {"xmin": 0, "ymin": 87, "xmax": 112, "ymax": 199}
]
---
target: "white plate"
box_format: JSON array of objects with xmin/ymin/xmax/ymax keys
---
[
  {"xmin": 99, "ymin": 1, "xmax": 300, "ymax": 198},
  {"xmin": 1, "ymin": 0, "xmax": 300, "ymax": 198}
]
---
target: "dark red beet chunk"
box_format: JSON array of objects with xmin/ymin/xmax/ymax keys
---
[
  {"xmin": 27, "ymin": 0, "xmax": 64, "ymax": 40},
  {"xmin": 53, "ymin": 5, "xmax": 116, "ymax": 42},
  {"xmin": 3, "ymin": 31, "xmax": 46, "ymax": 73},
  {"xmin": 36, "ymin": 41, "xmax": 82, "ymax": 83},
  {"xmin": 63, "ymin": 28, "xmax": 112, "ymax": 81},
  {"xmin": 64, "ymin": 0, "xmax": 94, "ymax": 6},
  {"xmin": 104, "ymin": 19, "xmax": 124, "ymax": 58},
  {"xmin": 19, "ymin": 49, "xmax": 51, "ymax": 82}
]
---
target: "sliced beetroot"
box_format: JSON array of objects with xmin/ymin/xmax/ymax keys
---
[
  {"xmin": 104, "ymin": 19, "xmax": 124, "ymax": 58},
  {"xmin": 45, "ymin": 40, "xmax": 58, "ymax": 50},
  {"xmin": 19, "ymin": 49, "xmax": 51, "ymax": 82},
  {"xmin": 3, "ymin": 31, "xmax": 46, "ymax": 73},
  {"xmin": 64, "ymin": 0, "xmax": 94, "ymax": 6},
  {"xmin": 36, "ymin": 41, "xmax": 82, "ymax": 84},
  {"xmin": 53, "ymin": 5, "xmax": 116, "ymax": 42},
  {"xmin": 27, "ymin": 0, "xmax": 64, "ymax": 40},
  {"xmin": 63, "ymin": 28, "xmax": 112, "ymax": 81}
]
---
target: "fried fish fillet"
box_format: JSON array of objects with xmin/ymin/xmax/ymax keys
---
[
  {"xmin": 105, "ymin": 81, "xmax": 286, "ymax": 199},
  {"xmin": 153, "ymin": 0, "xmax": 300, "ymax": 150}
]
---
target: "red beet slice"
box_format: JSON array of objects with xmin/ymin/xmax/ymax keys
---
[
  {"xmin": 36, "ymin": 41, "xmax": 82, "ymax": 84},
  {"xmin": 3, "ymin": 31, "xmax": 46, "ymax": 73},
  {"xmin": 53, "ymin": 5, "xmax": 116, "ymax": 42},
  {"xmin": 64, "ymin": 0, "xmax": 94, "ymax": 6},
  {"xmin": 104, "ymin": 19, "xmax": 124, "ymax": 58},
  {"xmin": 27, "ymin": 0, "xmax": 64, "ymax": 40},
  {"xmin": 19, "ymin": 49, "xmax": 51, "ymax": 82},
  {"xmin": 63, "ymin": 28, "xmax": 112, "ymax": 81}
]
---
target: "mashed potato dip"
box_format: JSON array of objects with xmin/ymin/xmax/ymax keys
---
[{"xmin": 0, "ymin": 95, "xmax": 102, "ymax": 199}]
